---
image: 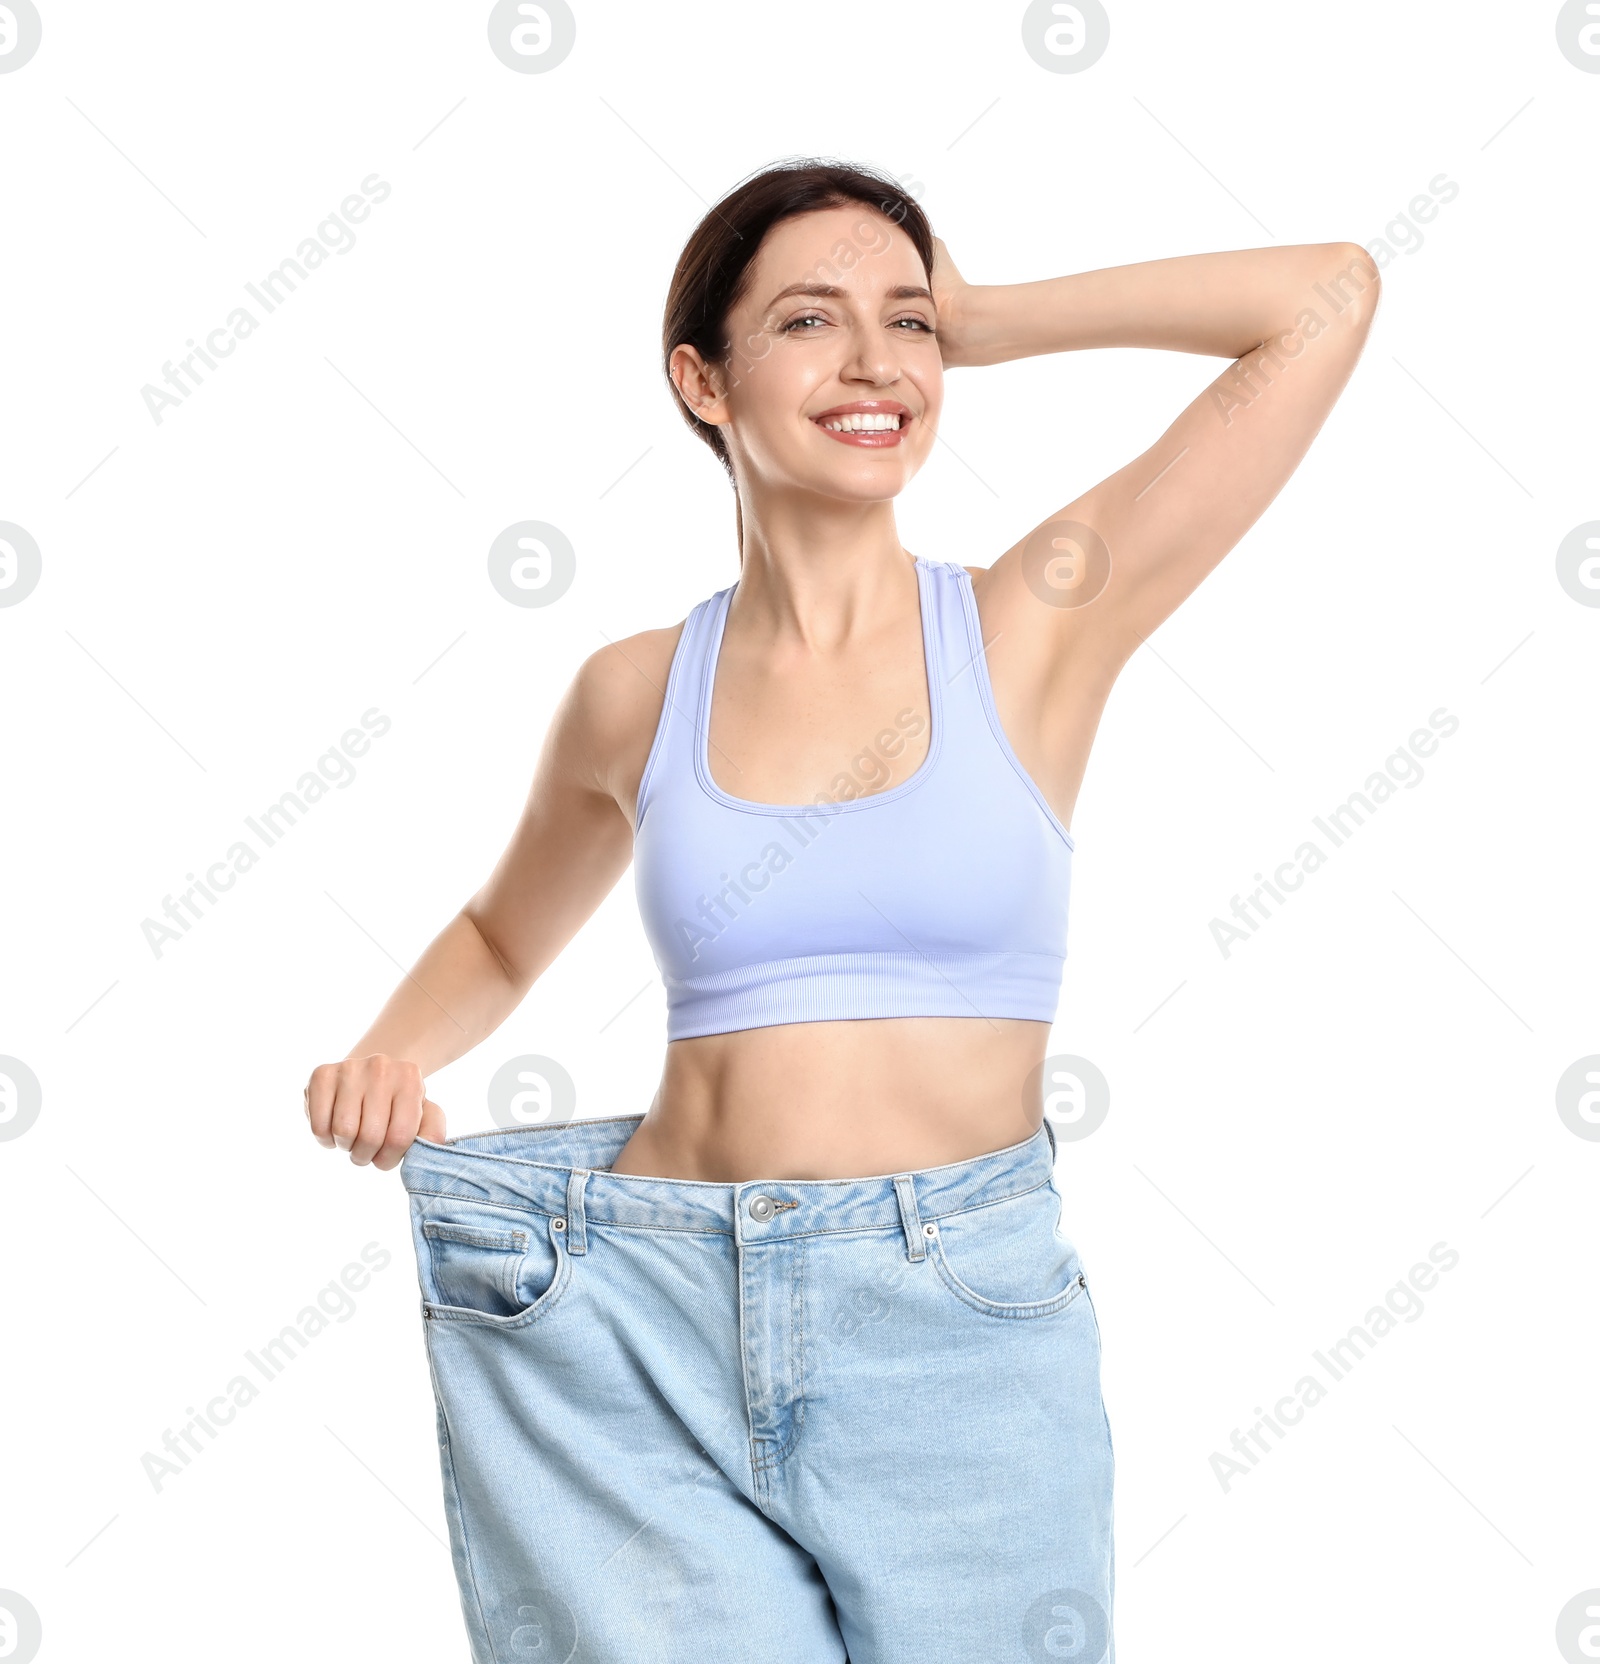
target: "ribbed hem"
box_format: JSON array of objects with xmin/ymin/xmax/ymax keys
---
[{"xmin": 664, "ymin": 950, "xmax": 1065, "ymax": 1040}]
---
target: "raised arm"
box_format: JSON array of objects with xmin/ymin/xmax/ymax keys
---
[
  {"xmin": 303, "ymin": 627, "xmax": 678, "ymax": 1167},
  {"xmin": 940, "ymin": 239, "xmax": 1380, "ymax": 821}
]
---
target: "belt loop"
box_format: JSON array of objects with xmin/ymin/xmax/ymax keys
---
[
  {"xmin": 1043, "ymin": 1114, "xmax": 1058, "ymax": 1164},
  {"xmin": 564, "ymin": 1168, "xmax": 590, "ymax": 1256},
  {"xmin": 893, "ymin": 1174, "xmax": 926, "ymax": 1262}
]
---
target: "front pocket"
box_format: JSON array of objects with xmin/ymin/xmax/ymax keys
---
[
  {"xmin": 418, "ymin": 1211, "xmax": 567, "ymax": 1326},
  {"xmin": 926, "ymin": 1183, "xmax": 1088, "ymax": 1320}
]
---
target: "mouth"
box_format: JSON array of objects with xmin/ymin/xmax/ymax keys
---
[{"xmin": 809, "ymin": 400, "xmax": 913, "ymax": 448}]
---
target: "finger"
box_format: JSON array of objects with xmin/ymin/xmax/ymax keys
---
[
  {"xmin": 370, "ymin": 1095, "xmax": 438, "ymax": 1172},
  {"xmin": 359, "ymin": 1061, "xmax": 426, "ymax": 1169},
  {"xmin": 370, "ymin": 1091, "xmax": 423, "ymax": 1173},
  {"xmin": 328, "ymin": 1076, "xmax": 365, "ymax": 1153},
  {"xmin": 305, "ymin": 1066, "xmax": 339, "ymax": 1148},
  {"xmin": 348, "ymin": 1084, "xmax": 397, "ymax": 1166}
]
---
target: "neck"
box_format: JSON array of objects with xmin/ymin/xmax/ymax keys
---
[{"xmin": 730, "ymin": 485, "xmax": 915, "ymax": 648}]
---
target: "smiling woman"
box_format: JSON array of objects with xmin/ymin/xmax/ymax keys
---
[{"xmin": 305, "ymin": 156, "xmax": 1379, "ymax": 1661}]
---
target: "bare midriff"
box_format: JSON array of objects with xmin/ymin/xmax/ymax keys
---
[{"xmin": 607, "ymin": 1015, "xmax": 1051, "ymax": 1182}]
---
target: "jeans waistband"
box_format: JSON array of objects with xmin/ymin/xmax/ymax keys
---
[{"xmin": 400, "ymin": 1113, "xmax": 1058, "ymax": 1250}]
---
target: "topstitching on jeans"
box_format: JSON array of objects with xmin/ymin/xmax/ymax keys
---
[
  {"xmin": 424, "ymin": 1336, "xmax": 496, "ymax": 1660},
  {"xmin": 407, "ymin": 1187, "xmax": 558, "ymax": 1224},
  {"xmin": 748, "ymin": 1237, "xmax": 810, "ymax": 1475}
]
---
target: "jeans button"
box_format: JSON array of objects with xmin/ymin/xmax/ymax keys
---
[{"xmin": 748, "ymin": 1193, "xmax": 776, "ymax": 1222}]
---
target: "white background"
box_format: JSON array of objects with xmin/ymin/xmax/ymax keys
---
[{"xmin": 2, "ymin": 2, "xmax": 1596, "ymax": 1660}]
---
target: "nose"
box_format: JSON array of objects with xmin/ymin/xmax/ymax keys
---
[
  {"xmin": 844, "ymin": 354, "xmax": 901, "ymax": 388},
  {"xmin": 841, "ymin": 323, "xmax": 904, "ymax": 389}
]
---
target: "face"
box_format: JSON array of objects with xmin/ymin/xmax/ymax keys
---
[{"xmin": 671, "ymin": 204, "xmax": 943, "ymax": 505}]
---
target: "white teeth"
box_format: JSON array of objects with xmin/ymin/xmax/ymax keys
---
[{"xmin": 820, "ymin": 412, "xmax": 903, "ymax": 432}]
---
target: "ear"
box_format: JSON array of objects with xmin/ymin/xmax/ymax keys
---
[{"xmin": 669, "ymin": 343, "xmax": 732, "ymax": 431}]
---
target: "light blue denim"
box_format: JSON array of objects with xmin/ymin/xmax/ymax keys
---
[{"xmin": 400, "ymin": 1113, "xmax": 1115, "ymax": 1663}]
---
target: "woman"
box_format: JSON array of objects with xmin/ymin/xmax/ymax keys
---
[{"xmin": 304, "ymin": 160, "xmax": 1377, "ymax": 1663}]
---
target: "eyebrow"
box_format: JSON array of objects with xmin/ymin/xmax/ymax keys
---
[{"xmin": 762, "ymin": 281, "xmax": 936, "ymax": 310}]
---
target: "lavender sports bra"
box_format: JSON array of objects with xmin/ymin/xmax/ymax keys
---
[{"xmin": 632, "ymin": 558, "xmax": 1075, "ymax": 1041}]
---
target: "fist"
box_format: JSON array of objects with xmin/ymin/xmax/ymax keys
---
[{"xmin": 303, "ymin": 1054, "xmax": 446, "ymax": 1170}]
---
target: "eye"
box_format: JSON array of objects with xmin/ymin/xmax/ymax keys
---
[
  {"xmin": 780, "ymin": 312, "xmax": 829, "ymax": 333},
  {"xmin": 891, "ymin": 316, "xmax": 936, "ymax": 333}
]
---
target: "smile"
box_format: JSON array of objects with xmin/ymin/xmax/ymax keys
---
[{"xmin": 810, "ymin": 402, "xmax": 912, "ymax": 448}]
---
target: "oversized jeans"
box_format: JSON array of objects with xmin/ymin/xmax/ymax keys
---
[{"xmin": 399, "ymin": 1113, "xmax": 1115, "ymax": 1663}]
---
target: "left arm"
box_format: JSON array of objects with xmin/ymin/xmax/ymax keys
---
[{"xmin": 934, "ymin": 240, "xmax": 1380, "ymax": 815}]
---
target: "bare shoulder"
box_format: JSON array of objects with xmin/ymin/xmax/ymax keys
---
[
  {"xmin": 559, "ymin": 620, "xmax": 687, "ymax": 817},
  {"xmin": 570, "ymin": 622, "xmax": 684, "ymax": 734}
]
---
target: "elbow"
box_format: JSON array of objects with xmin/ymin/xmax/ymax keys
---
[{"xmin": 1317, "ymin": 241, "xmax": 1382, "ymax": 332}]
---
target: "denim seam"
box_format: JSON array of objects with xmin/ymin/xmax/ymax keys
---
[
  {"xmin": 420, "ymin": 1153, "xmax": 1056, "ymax": 1193},
  {"xmin": 928, "ymin": 1248, "xmax": 1088, "ymax": 1321},
  {"xmin": 922, "ymin": 1176, "xmax": 1057, "ymax": 1222},
  {"xmin": 793, "ymin": 1238, "xmax": 808, "ymax": 1461},
  {"xmin": 407, "ymin": 1188, "xmax": 558, "ymax": 1223},
  {"xmin": 736, "ymin": 1238, "xmax": 770, "ymax": 1512},
  {"xmin": 424, "ymin": 1334, "xmax": 499, "ymax": 1662},
  {"xmin": 763, "ymin": 1237, "xmax": 809, "ymax": 1471},
  {"xmin": 422, "ymin": 1231, "xmax": 572, "ymax": 1330},
  {"xmin": 422, "ymin": 1221, "xmax": 531, "ymax": 1309},
  {"xmin": 1093, "ymin": 1275, "xmax": 1117, "ymax": 1664},
  {"xmin": 400, "ymin": 1175, "xmax": 1056, "ymax": 1239},
  {"xmin": 423, "ymin": 1221, "xmax": 530, "ymax": 1248},
  {"xmin": 428, "ymin": 1111, "xmax": 648, "ymax": 1146},
  {"xmin": 750, "ymin": 1240, "xmax": 812, "ymax": 1476}
]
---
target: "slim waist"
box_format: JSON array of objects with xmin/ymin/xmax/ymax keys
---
[{"xmin": 399, "ymin": 1112, "xmax": 1059, "ymax": 1242}]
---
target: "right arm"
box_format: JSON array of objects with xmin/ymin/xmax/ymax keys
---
[{"xmin": 302, "ymin": 622, "xmax": 682, "ymax": 1169}]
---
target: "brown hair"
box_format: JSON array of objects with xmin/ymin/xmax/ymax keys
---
[{"xmin": 661, "ymin": 159, "xmax": 935, "ymax": 483}]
